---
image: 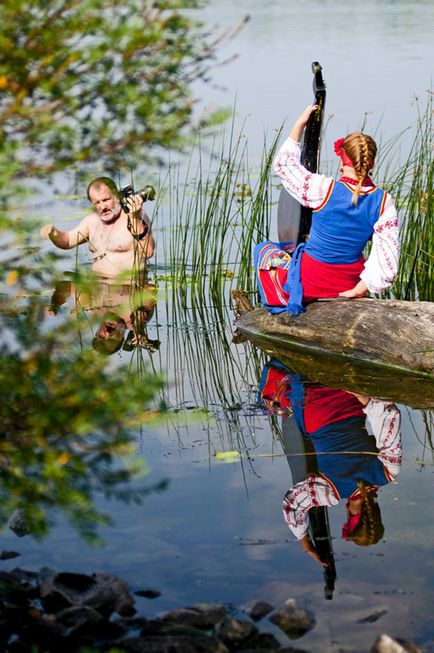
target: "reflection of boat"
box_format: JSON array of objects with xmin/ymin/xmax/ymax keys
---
[{"xmin": 232, "ymin": 292, "xmax": 434, "ymax": 408}]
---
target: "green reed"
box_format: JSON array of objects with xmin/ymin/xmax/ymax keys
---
[
  {"xmin": 153, "ymin": 95, "xmax": 432, "ymax": 310},
  {"xmin": 141, "ymin": 97, "xmax": 433, "ymax": 423},
  {"xmin": 379, "ymin": 93, "xmax": 433, "ymax": 301},
  {"xmin": 153, "ymin": 120, "xmax": 282, "ymax": 309}
]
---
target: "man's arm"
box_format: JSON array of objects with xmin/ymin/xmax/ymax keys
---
[
  {"xmin": 40, "ymin": 216, "xmax": 91, "ymax": 250},
  {"xmin": 127, "ymin": 203, "xmax": 155, "ymax": 259}
]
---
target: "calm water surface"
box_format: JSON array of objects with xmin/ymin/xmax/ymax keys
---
[
  {"xmin": 195, "ymin": 0, "xmax": 434, "ymax": 156},
  {"xmin": 1, "ymin": 289, "xmax": 433, "ymax": 652}
]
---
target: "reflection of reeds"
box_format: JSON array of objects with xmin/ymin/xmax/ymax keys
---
[
  {"xmin": 143, "ymin": 121, "xmax": 281, "ymax": 424},
  {"xmin": 406, "ymin": 407, "xmax": 434, "ymax": 470},
  {"xmin": 156, "ymin": 296, "xmax": 264, "ymax": 411}
]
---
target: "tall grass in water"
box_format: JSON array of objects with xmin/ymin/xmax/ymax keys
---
[
  {"xmin": 380, "ymin": 93, "xmax": 433, "ymax": 301},
  {"xmin": 148, "ymin": 122, "xmax": 279, "ymax": 415},
  {"xmin": 154, "ymin": 121, "xmax": 282, "ymax": 310},
  {"xmin": 154, "ymin": 96, "xmax": 432, "ymax": 310}
]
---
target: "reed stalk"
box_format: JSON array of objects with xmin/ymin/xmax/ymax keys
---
[
  {"xmin": 379, "ymin": 93, "xmax": 433, "ymax": 301},
  {"xmin": 153, "ymin": 95, "xmax": 432, "ymax": 308}
]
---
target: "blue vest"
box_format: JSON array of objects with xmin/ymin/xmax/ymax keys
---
[
  {"xmin": 308, "ymin": 417, "xmax": 389, "ymax": 498},
  {"xmin": 283, "ymin": 182, "xmax": 385, "ymax": 314},
  {"xmin": 258, "ymin": 363, "xmax": 389, "ymax": 498}
]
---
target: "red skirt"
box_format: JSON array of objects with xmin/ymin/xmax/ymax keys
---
[
  {"xmin": 257, "ymin": 251, "xmax": 365, "ymax": 307},
  {"xmin": 303, "ymin": 387, "xmax": 365, "ymax": 433}
]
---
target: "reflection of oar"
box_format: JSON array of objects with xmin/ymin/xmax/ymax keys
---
[
  {"xmin": 309, "ymin": 507, "xmax": 337, "ymax": 600},
  {"xmin": 279, "ymin": 414, "xmax": 337, "ymax": 600},
  {"xmin": 277, "ymin": 62, "xmax": 326, "ymax": 244}
]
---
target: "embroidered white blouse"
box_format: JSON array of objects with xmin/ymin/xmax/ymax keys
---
[
  {"xmin": 273, "ymin": 137, "xmax": 400, "ymax": 293},
  {"xmin": 282, "ymin": 399, "xmax": 402, "ymax": 540}
]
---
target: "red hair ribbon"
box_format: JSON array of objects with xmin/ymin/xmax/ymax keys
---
[
  {"xmin": 334, "ymin": 138, "xmax": 375, "ymax": 171},
  {"xmin": 334, "ymin": 138, "xmax": 354, "ymax": 168},
  {"xmin": 341, "ymin": 512, "xmax": 362, "ymax": 539}
]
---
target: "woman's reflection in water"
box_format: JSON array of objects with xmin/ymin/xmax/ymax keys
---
[{"xmin": 259, "ymin": 360, "xmax": 402, "ymax": 585}]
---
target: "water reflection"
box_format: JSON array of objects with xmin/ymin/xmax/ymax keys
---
[
  {"xmin": 259, "ymin": 359, "xmax": 402, "ymax": 599},
  {"xmin": 0, "ymin": 275, "xmax": 165, "ymax": 543},
  {"xmin": 47, "ymin": 276, "xmax": 159, "ymax": 355}
]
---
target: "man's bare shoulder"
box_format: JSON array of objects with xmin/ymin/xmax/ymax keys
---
[
  {"xmin": 77, "ymin": 211, "xmax": 101, "ymax": 233},
  {"xmin": 80, "ymin": 211, "xmax": 99, "ymax": 223}
]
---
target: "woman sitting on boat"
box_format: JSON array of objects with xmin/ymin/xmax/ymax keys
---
[{"xmin": 255, "ymin": 105, "xmax": 400, "ymax": 315}]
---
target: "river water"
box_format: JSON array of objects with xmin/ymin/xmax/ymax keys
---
[
  {"xmin": 1, "ymin": 289, "xmax": 433, "ymax": 651},
  {"xmin": 193, "ymin": 0, "xmax": 434, "ymax": 157},
  {"xmin": 2, "ymin": 2, "xmax": 434, "ymax": 652}
]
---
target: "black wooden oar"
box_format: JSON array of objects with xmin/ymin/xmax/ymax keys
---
[{"xmin": 277, "ymin": 62, "xmax": 326, "ymax": 245}]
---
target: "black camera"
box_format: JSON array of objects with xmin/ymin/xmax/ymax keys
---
[{"xmin": 119, "ymin": 184, "xmax": 156, "ymax": 213}]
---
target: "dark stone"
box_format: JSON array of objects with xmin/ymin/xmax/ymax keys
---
[
  {"xmin": 11, "ymin": 620, "xmax": 67, "ymax": 651},
  {"xmin": 236, "ymin": 650, "xmax": 276, "ymax": 653},
  {"xmin": 52, "ymin": 604, "xmax": 104, "ymax": 631},
  {"xmin": 0, "ymin": 571, "xmax": 34, "ymax": 606},
  {"xmin": 358, "ymin": 608, "xmax": 388, "ymax": 623},
  {"xmin": 240, "ymin": 631, "xmax": 281, "ymax": 650},
  {"xmin": 39, "ymin": 567, "xmax": 94, "ymax": 613},
  {"xmin": 135, "ymin": 589, "xmax": 162, "ymax": 599},
  {"xmin": 0, "ymin": 551, "xmax": 20, "ymax": 561},
  {"xmin": 114, "ymin": 615, "xmax": 149, "ymax": 632},
  {"xmin": 140, "ymin": 620, "xmax": 177, "ymax": 636},
  {"xmin": 0, "ymin": 615, "xmax": 13, "ymax": 650},
  {"xmin": 8, "ymin": 511, "xmax": 30, "ymax": 538},
  {"xmin": 142, "ymin": 621, "xmax": 224, "ymax": 639},
  {"xmin": 213, "ymin": 618, "xmax": 258, "ymax": 649},
  {"xmin": 241, "ymin": 600, "xmax": 274, "ymax": 622},
  {"xmin": 94, "ymin": 571, "xmax": 136, "ymax": 617},
  {"xmin": 8, "ymin": 568, "xmax": 39, "ymax": 584},
  {"xmin": 39, "ymin": 567, "xmax": 136, "ymax": 617},
  {"xmin": 73, "ymin": 617, "xmax": 126, "ymax": 641},
  {"xmin": 269, "ymin": 599, "xmax": 315, "ymax": 638},
  {"xmin": 106, "ymin": 632, "xmax": 229, "ymax": 652},
  {"xmin": 159, "ymin": 603, "xmax": 227, "ymax": 629}
]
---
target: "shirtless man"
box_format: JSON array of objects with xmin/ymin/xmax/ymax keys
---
[{"xmin": 40, "ymin": 177, "xmax": 155, "ymax": 279}]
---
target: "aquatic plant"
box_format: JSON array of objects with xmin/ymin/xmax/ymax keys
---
[
  {"xmin": 379, "ymin": 94, "xmax": 433, "ymax": 301},
  {"xmin": 153, "ymin": 93, "xmax": 432, "ymax": 305},
  {"xmin": 153, "ymin": 121, "xmax": 282, "ymax": 306}
]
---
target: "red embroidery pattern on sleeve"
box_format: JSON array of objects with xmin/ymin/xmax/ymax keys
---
[
  {"xmin": 301, "ymin": 173, "xmax": 313, "ymax": 206},
  {"xmin": 375, "ymin": 218, "xmax": 398, "ymax": 233},
  {"xmin": 379, "ymin": 240, "xmax": 395, "ymax": 273}
]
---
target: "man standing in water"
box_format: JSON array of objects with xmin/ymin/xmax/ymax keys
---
[{"xmin": 40, "ymin": 177, "xmax": 155, "ymax": 279}]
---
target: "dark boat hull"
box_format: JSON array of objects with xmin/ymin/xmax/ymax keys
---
[{"xmin": 234, "ymin": 298, "xmax": 434, "ymax": 408}]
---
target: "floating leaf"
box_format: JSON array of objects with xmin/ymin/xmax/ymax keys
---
[{"xmin": 215, "ymin": 451, "xmax": 241, "ymax": 463}]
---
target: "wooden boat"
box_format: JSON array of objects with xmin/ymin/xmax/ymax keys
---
[{"xmin": 232, "ymin": 292, "xmax": 434, "ymax": 408}]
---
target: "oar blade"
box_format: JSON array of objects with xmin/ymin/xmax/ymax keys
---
[{"xmin": 277, "ymin": 188, "xmax": 301, "ymax": 244}]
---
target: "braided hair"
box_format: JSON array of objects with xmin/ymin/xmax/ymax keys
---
[
  {"xmin": 343, "ymin": 133, "xmax": 377, "ymax": 206},
  {"xmin": 347, "ymin": 481, "xmax": 384, "ymax": 547}
]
